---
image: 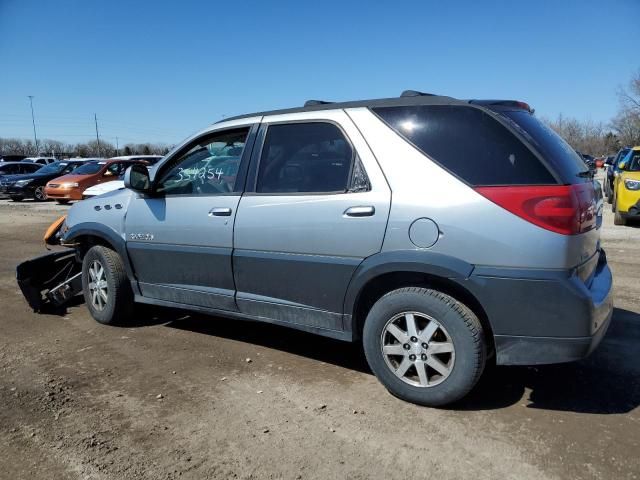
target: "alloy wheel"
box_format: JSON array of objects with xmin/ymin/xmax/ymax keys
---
[
  {"xmin": 380, "ymin": 311, "xmax": 455, "ymax": 387},
  {"xmin": 88, "ymin": 260, "xmax": 108, "ymax": 311},
  {"xmin": 34, "ymin": 186, "xmax": 46, "ymax": 201}
]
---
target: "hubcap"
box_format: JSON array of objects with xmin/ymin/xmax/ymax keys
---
[
  {"xmin": 381, "ymin": 311, "xmax": 455, "ymax": 388},
  {"xmin": 88, "ymin": 261, "xmax": 108, "ymax": 311}
]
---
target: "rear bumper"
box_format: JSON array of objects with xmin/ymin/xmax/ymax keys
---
[
  {"xmin": 466, "ymin": 249, "xmax": 613, "ymax": 365},
  {"xmin": 493, "ymin": 311, "xmax": 612, "ymax": 365}
]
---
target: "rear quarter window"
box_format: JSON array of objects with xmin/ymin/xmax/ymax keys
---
[
  {"xmin": 372, "ymin": 105, "xmax": 557, "ymax": 186},
  {"xmin": 497, "ymin": 110, "xmax": 590, "ymax": 183}
]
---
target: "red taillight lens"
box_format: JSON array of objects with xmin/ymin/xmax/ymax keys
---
[{"xmin": 475, "ymin": 184, "xmax": 595, "ymax": 235}]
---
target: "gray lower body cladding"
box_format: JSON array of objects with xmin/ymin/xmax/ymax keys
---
[{"xmin": 466, "ymin": 249, "xmax": 613, "ymax": 365}]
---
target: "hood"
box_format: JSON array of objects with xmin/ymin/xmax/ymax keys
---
[
  {"xmin": 1, "ymin": 171, "xmax": 56, "ymax": 182},
  {"xmin": 48, "ymin": 173, "xmax": 92, "ymax": 184},
  {"xmin": 621, "ymin": 171, "xmax": 640, "ymax": 181}
]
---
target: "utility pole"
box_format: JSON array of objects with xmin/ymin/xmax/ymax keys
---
[
  {"xmin": 94, "ymin": 113, "xmax": 101, "ymax": 157},
  {"xmin": 115, "ymin": 136, "xmax": 119, "ymax": 156},
  {"xmin": 27, "ymin": 96, "xmax": 38, "ymax": 154}
]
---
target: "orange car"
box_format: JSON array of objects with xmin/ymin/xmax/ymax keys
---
[{"xmin": 45, "ymin": 159, "xmax": 142, "ymax": 204}]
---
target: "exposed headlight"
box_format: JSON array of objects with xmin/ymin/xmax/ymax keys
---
[
  {"xmin": 624, "ymin": 179, "xmax": 640, "ymax": 191},
  {"xmin": 15, "ymin": 179, "xmax": 33, "ymax": 187},
  {"xmin": 60, "ymin": 182, "xmax": 79, "ymax": 188}
]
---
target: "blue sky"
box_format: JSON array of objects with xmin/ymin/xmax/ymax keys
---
[{"xmin": 1, "ymin": 0, "xmax": 638, "ymax": 146}]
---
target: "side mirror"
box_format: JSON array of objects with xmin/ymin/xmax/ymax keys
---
[{"xmin": 124, "ymin": 164, "xmax": 152, "ymax": 193}]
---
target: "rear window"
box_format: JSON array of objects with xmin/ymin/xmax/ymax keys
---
[
  {"xmin": 373, "ymin": 105, "xmax": 556, "ymax": 186},
  {"xmin": 497, "ymin": 110, "xmax": 590, "ymax": 183}
]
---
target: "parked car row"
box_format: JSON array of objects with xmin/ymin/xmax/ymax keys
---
[
  {"xmin": 604, "ymin": 146, "xmax": 640, "ymax": 226},
  {"xmin": 0, "ymin": 155, "xmax": 162, "ymax": 203}
]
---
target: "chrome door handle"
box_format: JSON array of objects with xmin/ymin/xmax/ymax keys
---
[
  {"xmin": 208, "ymin": 207, "xmax": 232, "ymax": 217},
  {"xmin": 344, "ymin": 206, "xmax": 375, "ymax": 217}
]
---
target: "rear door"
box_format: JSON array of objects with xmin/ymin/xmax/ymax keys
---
[
  {"xmin": 233, "ymin": 110, "xmax": 391, "ymax": 332},
  {"xmin": 124, "ymin": 124, "xmax": 258, "ymax": 310}
]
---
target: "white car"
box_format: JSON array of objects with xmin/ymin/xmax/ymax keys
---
[
  {"xmin": 82, "ymin": 180, "xmax": 125, "ymax": 199},
  {"xmin": 82, "ymin": 156, "xmax": 162, "ymax": 198}
]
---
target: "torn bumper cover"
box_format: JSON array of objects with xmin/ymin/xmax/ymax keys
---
[
  {"xmin": 17, "ymin": 215, "xmax": 83, "ymax": 311},
  {"xmin": 17, "ymin": 251, "xmax": 82, "ymax": 312}
]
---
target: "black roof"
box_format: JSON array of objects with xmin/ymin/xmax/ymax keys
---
[
  {"xmin": 219, "ymin": 91, "xmax": 532, "ymax": 123},
  {"xmin": 220, "ymin": 92, "xmax": 468, "ymax": 123}
]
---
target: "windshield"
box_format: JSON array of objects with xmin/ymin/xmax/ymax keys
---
[
  {"xmin": 37, "ymin": 162, "xmax": 68, "ymax": 175},
  {"xmin": 74, "ymin": 162, "xmax": 103, "ymax": 175},
  {"xmin": 625, "ymin": 152, "xmax": 640, "ymax": 171}
]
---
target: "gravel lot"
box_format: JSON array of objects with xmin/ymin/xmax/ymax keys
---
[{"xmin": 1, "ymin": 183, "xmax": 639, "ymax": 480}]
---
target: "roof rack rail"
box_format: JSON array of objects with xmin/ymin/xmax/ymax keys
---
[
  {"xmin": 304, "ymin": 99, "xmax": 333, "ymax": 107},
  {"xmin": 400, "ymin": 90, "xmax": 437, "ymax": 98}
]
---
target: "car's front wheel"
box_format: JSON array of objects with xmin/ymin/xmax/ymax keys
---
[
  {"xmin": 363, "ymin": 287, "xmax": 486, "ymax": 407},
  {"xmin": 82, "ymin": 246, "xmax": 134, "ymax": 325},
  {"xmin": 56, "ymin": 199, "xmax": 70, "ymax": 205},
  {"xmin": 10, "ymin": 196, "xmax": 23, "ymax": 202},
  {"xmin": 33, "ymin": 186, "xmax": 47, "ymax": 201}
]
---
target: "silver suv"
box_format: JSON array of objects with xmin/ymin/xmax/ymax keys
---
[{"xmin": 59, "ymin": 91, "xmax": 613, "ymax": 406}]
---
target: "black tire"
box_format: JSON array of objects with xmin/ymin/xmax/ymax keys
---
[
  {"xmin": 363, "ymin": 287, "xmax": 486, "ymax": 407},
  {"xmin": 56, "ymin": 199, "xmax": 70, "ymax": 205},
  {"xmin": 82, "ymin": 245, "xmax": 134, "ymax": 325},
  {"xmin": 614, "ymin": 209, "xmax": 626, "ymax": 226},
  {"xmin": 33, "ymin": 186, "xmax": 47, "ymax": 202},
  {"xmin": 10, "ymin": 196, "xmax": 23, "ymax": 202}
]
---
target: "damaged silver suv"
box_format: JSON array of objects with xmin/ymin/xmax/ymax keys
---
[{"xmin": 19, "ymin": 91, "xmax": 613, "ymax": 406}]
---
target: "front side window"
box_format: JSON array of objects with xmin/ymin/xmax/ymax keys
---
[
  {"xmin": 256, "ymin": 122, "xmax": 355, "ymax": 193},
  {"xmin": 625, "ymin": 152, "xmax": 640, "ymax": 171},
  {"xmin": 156, "ymin": 128, "xmax": 249, "ymax": 196},
  {"xmin": 0, "ymin": 164, "xmax": 19, "ymax": 174}
]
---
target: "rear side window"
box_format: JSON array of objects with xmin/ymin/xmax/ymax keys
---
[
  {"xmin": 497, "ymin": 110, "xmax": 590, "ymax": 183},
  {"xmin": 373, "ymin": 105, "xmax": 556, "ymax": 186},
  {"xmin": 256, "ymin": 122, "xmax": 356, "ymax": 193}
]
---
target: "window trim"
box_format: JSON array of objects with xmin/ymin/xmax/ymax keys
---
[
  {"xmin": 245, "ymin": 119, "xmax": 366, "ymax": 196},
  {"xmin": 151, "ymin": 124, "xmax": 258, "ymax": 198}
]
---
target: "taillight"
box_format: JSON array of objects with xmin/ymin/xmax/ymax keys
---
[{"xmin": 475, "ymin": 184, "xmax": 596, "ymax": 235}]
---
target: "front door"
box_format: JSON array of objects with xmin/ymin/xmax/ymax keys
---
[
  {"xmin": 233, "ymin": 111, "xmax": 391, "ymax": 331},
  {"xmin": 125, "ymin": 125, "xmax": 255, "ymax": 311}
]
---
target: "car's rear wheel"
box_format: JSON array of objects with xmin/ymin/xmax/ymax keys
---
[
  {"xmin": 82, "ymin": 246, "xmax": 134, "ymax": 325},
  {"xmin": 363, "ymin": 287, "xmax": 486, "ymax": 407},
  {"xmin": 33, "ymin": 186, "xmax": 47, "ymax": 201}
]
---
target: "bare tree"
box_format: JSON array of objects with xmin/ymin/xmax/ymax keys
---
[
  {"xmin": 611, "ymin": 70, "xmax": 640, "ymax": 146},
  {"xmin": 543, "ymin": 115, "xmax": 613, "ymax": 156}
]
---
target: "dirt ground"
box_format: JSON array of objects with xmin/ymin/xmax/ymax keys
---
[{"xmin": 1, "ymin": 186, "xmax": 639, "ymax": 480}]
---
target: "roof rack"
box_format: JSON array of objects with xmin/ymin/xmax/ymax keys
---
[
  {"xmin": 400, "ymin": 90, "xmax": 437, "ymax": 98},
  {"xmin": 304, "ymin": 99, "xmax": 333, "ymax": 107}
]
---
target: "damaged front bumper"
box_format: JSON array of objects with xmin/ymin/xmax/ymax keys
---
[
  {"xmin": 16, "ymin": 215, "xmax": 83, "ymax": 312},
  {"xmin": 16, "ymin": 250, "xmax": 82, "ymax": 312}
]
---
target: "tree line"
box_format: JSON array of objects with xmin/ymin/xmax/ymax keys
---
[
  {"xmin": 0, "ymin": 137, "xmax": 171, "ymax": 158},
  {"xmin": 540, "ymin": 69, "xmax": 639, "ymax": 156}
]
